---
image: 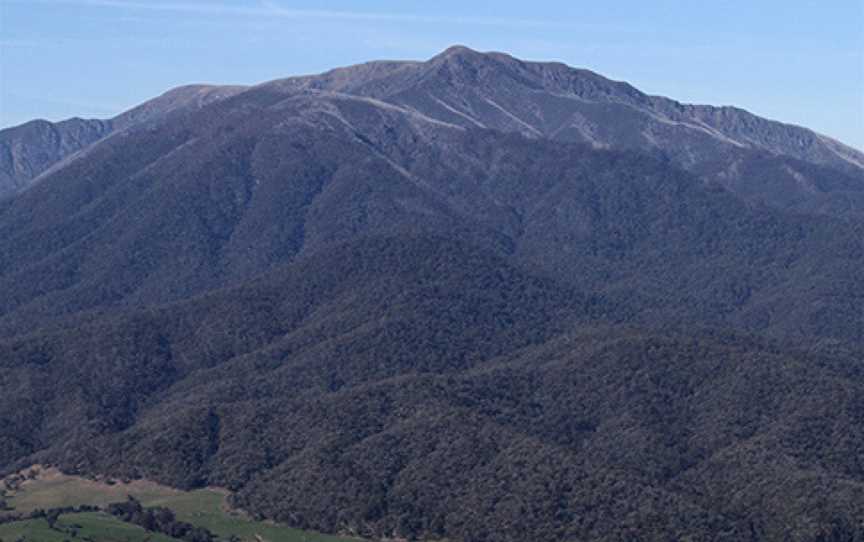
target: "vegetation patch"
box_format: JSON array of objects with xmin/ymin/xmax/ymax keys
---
[{"xmin": 1, "ymin": 466, "xmax": 358, "ymax": 542}]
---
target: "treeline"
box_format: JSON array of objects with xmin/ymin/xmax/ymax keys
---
[
  {"xmin": 0, "ymin": 504, "xmax": 99, "ymax": 526},
  {"xmin": 0, "ymin": 499, "xmax": 232, "ymax": 542},
  {"xmin": 107, "ymin": 496, "xmax": 225, "ymax": 542}
]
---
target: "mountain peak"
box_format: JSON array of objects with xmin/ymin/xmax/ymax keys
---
[
  {"xmin": 439, "ymin": 44, "xmax": 480, "ymax": 56},
  {"xmin": 432, "ymin": 44, "xmax": 489, "ymax": 63}
]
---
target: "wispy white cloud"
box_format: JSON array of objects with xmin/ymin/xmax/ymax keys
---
[{"xmin": 9, "ymin": 0, "xmax": 572, "ymax": 28}]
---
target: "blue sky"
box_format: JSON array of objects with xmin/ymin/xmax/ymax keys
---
[{"xmin": 1, "ymin": 0, "xmax": 862, "ymax": 149}]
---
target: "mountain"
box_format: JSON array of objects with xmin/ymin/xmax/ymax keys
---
[
  {"xmin": 0, "ymin": 117, "xmax": 111, "ymax": 196},
  {"xmin": 4, "ymin": 46, "xmax": 861, "ymax": 215},
  {"xmin": 1, "ymin": 47, "xmax": 863, "ymax": 541},
  {"xmin": 0, "ymin": 79, "xmax": 860, "ymax": 342},
  {"xmin": 0, "ymin": 84, "xmax": 246, "ymax": 198},
  {"xmin": 264, "ymin": 45, "xmax": 864, "ymax": 217},
  {"xmin": 271, "ymin": 46, "xmax": 861, "ymax": 167}
]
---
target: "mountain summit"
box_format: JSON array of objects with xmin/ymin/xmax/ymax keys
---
[{"xmin": 272, "ymin": 45, "xmax": 864, "ymax": 216}]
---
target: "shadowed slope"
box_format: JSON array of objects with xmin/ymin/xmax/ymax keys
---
[
  {"xmin": 0, "ymin": 87, "xmax": 861, "ymax": 344},
  {"xmin": 1, "ymin": 234, "xmax": 862, "ymax": 541},
  {"xmin": 259, "ymin": 46, "xmax": 864, "ymax": 217},
  {"xmin": 5, "ymin": 47, "xmax": 862, "ymax": 213},
  {"xmin": 0, "ymin": 85, "xmax": 246, "ymax": 198}
]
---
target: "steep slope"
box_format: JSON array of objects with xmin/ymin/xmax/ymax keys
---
[
  {"xmin": 0, "ymin": 84, "xmax": 246, "ymax": 198},
  {"xmin": 351, "ymin": 46, "xmax": 864, "ymax": 172},
  {"xmin": 1, "ymin": 47, "xmax": 863, "ymax": 542},
  {"xmin": 109, "ymin": 84, "xmax": 247, "ymax": 132},
  {"xmin": 0, "ymin": 118, "xmax": 111, "ymax": 196},
  {"xmin": 5, "ymin": 47, "xmax": 861, "ymax": 213},
  {"xmin": 0, "ymin": 236, "xmax": 861, "ymax": 541},
  {"xmin": 263, "ymin": 46, "xmax": 864, "ymax": 217},
  {"xmin": 0, "ymin": 87, "xmax": 860, "ymax": 344}
]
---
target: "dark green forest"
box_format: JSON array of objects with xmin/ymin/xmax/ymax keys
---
[{"xmin": 0, "ymin": 47, "xmax": 863, "ymax": 542}]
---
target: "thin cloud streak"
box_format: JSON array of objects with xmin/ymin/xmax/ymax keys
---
[{"xmin": 10, "ymin": 0, "xmax": 575, "ymax": 28}]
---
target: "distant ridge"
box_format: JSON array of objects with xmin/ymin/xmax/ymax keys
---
[{"xmin": 0, "ymin": 84, "xmax": 246, "ymax": 198}]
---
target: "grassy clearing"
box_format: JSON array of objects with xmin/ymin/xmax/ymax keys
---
[
  {"xmin": 65, "ymin": 512, "xmax": 181, "ymax": 541},
  {"xmin": 0, "ymin": 517, "xmax": 67, "ymax": 542},
  {"xmin": 2, "ymin": 467, "xmax": 358, "ymax": 542},
  {"xmin": 145, "ymin": 489, "xmax": 351, "ymax": 542},
  {"xmin": 0, "ymin": 512, "xmax": 179, "ymax": 542},
  {"xmin": 6, "ymin": 467, "xmax": 182, "ymax": 513}
]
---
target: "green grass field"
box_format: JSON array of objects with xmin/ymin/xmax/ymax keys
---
[
  {"xmin": 1, "ymin": 467, "xmax": 359, "ymax": 542},
  {"xmin": 0, "ymin": 512, "xmax": 179, "ymax": 541},
  {"xmin": 0, "ymin": 517, "xmax": 73, "ymax": 542}
]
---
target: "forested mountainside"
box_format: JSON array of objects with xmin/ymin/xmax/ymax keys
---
[
  {"xmin": 0, "ymin": 47, "xmax": 862, "ymax": 541},
  {"xmin": 5, "ymin": 46, "xmax": 861, "ymax": 215},
  {"xmin": 0, "ymin": 85, "xmax": 245, "ymax": 198},
  {"xmin": 0, "ymin": 117, "xmax": 112, "ymax": 196}
]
